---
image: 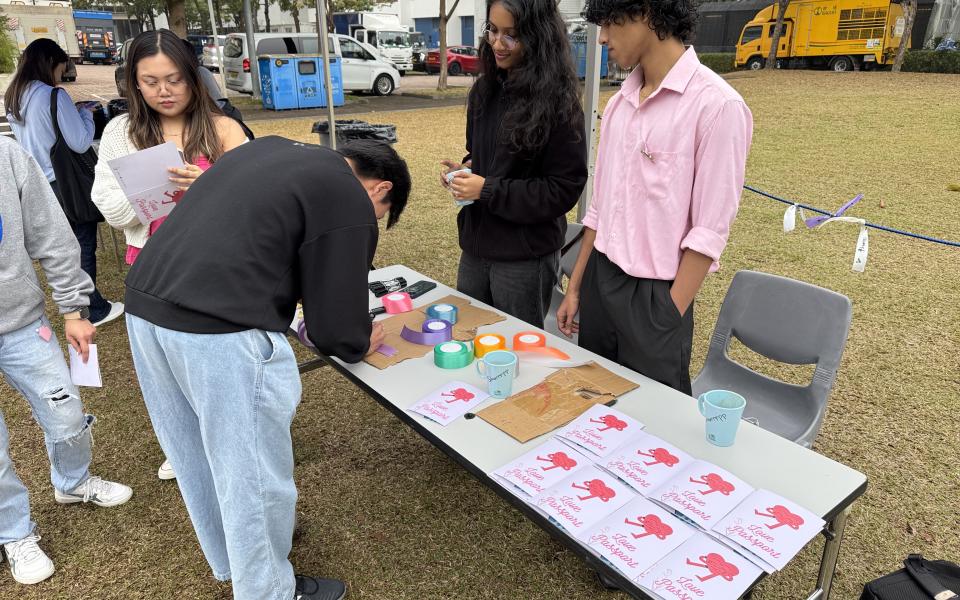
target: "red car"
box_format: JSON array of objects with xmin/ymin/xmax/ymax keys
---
[{"xmin": 425, "ymin": 45, "xmax": 480, "ymax": 75}]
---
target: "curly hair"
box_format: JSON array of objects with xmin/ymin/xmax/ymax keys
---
[
  {"xmin": 582, "ymin": 0, "xmax": 698, "ymax": 43},
  {"xmin": 474, "ymin": 0, "xmax": 582, "ymax": 154}
]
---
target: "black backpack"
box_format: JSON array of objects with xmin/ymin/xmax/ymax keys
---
[{"xmin": 861, "ymin": 555, "xmax": 960, "ymax": 600}]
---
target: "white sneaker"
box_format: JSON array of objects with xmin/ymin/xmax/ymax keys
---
[
  {"xmin": 3, "ymin": 534, "xmax": 55, "ymax": 585},
  {"xmin": 54, "ymin": 476, "xmax": 133, "ymax": 507},
  {"xmin": 91, "ymin": 301, "xmax": 124, "ymax": 327},
  {"xmin": 157, "ymin": 459, "xmax": 176, "ymax": 480}
]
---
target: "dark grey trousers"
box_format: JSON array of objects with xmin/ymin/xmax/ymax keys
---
[
  {"xmin": 579, "ymin": 250, "xmax": 694, "ymax": 395},
  {"xmin": 457, "ymin": 251, "xmax": 559, "ymax": 329}
]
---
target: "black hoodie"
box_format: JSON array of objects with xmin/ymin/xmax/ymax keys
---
[
  {"xmin": 124, "ymin": 136, "xmax": 376, "ymax": 363},
  {"xmin": 457, "ymin": 81, "xmax": 587, "ymax": 261}
]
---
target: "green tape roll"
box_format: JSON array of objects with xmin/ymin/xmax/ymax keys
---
[{"xmin": 433, "ymin": 341, "xmax": 473, "ymax": 369}]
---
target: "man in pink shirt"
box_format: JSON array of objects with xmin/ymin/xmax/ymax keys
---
[{"xmin": 558, "ymin": 0, "xmax": 753, "ymax": 395}]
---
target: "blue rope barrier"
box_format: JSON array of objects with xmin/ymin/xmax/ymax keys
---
[{"xmin": 743, "ymin": 185, "xmax": 960, "ymax": 249}]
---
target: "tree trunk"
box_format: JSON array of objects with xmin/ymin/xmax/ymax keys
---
[
  {"xmin": 892, "ymin": 0, "xmax": 916, "ymax": 72},
  {"xmin": 149, "ymin": 12, "xmax": 157, "ymax": 30},
  {"xmin": 292, "ymin": 8, "xmax": 300, "ymax": 33},
  {"xmin": 765, "ymin": 0, "xmax": 790, "ymax": 69},
  {"xmin": 166, "ymin": 0, "xmax": 187, "ymax": 37},
  {"xmin": 436, "ymin": 0, "xmax": 460, "ymax": 90},
  {"xmin": 214, "ymin": 0, "xmax": 223, "ymax": 29},
  {"xmin": 263, "ymin": 0, "xmax": 271, "ymax": 32},
  {"xmin": 324, "ymin": 0, "xmax": 334, "ymax": 32}
]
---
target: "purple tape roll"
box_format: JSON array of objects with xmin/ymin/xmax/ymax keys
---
[
  {"xmin": 400, "ymin": 318, "xmax": 453, "ymax": 346},
  {"xmin": 297, "ymin": 321, "xmax": 315, "ymax": 348}
]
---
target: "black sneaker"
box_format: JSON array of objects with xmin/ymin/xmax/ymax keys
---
[{"xmin": 294, "ymin": 575, "xmax": 346, "ymax": 600}]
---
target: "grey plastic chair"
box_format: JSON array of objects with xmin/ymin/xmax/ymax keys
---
[
  {"xmin": 692, "ymin": 270, "xmax": 853, "ymax": 448},
  {"xmin": 543, "ymin": 223, "xmax": 584, "ymax": 342}
]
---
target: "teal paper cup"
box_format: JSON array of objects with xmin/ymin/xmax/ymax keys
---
[{"xmin": 697, "ymin": 389, "xmax": 747, "ymax": 447}]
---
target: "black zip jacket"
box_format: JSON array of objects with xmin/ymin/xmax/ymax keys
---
[
  {"xmin": 457, "ymin": 81, "xmax": 587, "ymax": 261},
  {"xmin": 124, "ymin": 136, "xmax": 376, "ymax": 363}
]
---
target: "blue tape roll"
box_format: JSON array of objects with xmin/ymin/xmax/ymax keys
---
[{"xmin": 426, "ymin": 303, "xmax": 458, "ymax": 325}]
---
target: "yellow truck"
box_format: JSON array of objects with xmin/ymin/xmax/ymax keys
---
[{"xmin": 735, "ymin": 0, "xmax": 908, "ymax": 71}]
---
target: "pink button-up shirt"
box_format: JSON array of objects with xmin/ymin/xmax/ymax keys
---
[{"xmin": 582, "ymin": 48, "xmax": 753, "ymax": 280}]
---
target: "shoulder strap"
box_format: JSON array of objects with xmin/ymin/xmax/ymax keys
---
[
  {"xmin": 905, "ymin": 555, "xmax": 959, "ymax": 600},
  {"xmin": 49, "ymin": 87, "xmax": 64, "ymax": 141}
]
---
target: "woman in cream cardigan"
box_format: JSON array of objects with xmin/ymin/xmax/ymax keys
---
[{"xmin": 92, "ymin": 29, "xmax": 245, "ymax": 480}]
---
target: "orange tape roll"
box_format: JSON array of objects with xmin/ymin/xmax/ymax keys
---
[
  {"xmin": 513, "ymin": 331, "xmax": 547, "ymax": 351},
  {"xmin": 473, "ymin": 333, "xmax": 507, "ymax": 358}
]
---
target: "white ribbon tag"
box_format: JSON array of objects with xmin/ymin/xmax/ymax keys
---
[
  {"xmin": 783, "ymin": 204, "xmax": 797, "ymax": 232},
  {"xmin": 852, "ymin": 225, "xmax": 869, "ymax": 272}
]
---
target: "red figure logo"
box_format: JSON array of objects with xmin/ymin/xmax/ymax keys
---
[
  {"xmin": 685, "ymin": 553, "xmax": 740, "ymax": 582},
  {"xmin": 441, "ymin": 387, "xmax": 476, "ymax": 404},
  {"xmin": 589, "ymin": 414, "xmax": 629, "ymax": 432},
  {"xmin": 624, "ymin": 514, "xmax": 674, "ymax": 540},
  {"xmin": 637, "ymin": 447, "xmax": 680, "ymax": 468},
  {"xmin": 536, "ymin": 452, "xmax": 578, "ymax": 472},
  {"xmin": 162, "ymin": 189, "xmax": 183, "ymax": 205},
  {"xmin": 689, "ymin": 473, "xmax": 736, "ymax": 496},
  {"xmin": 571, "ymin": 479, "xmax": 617, "ymax": 502},
  {"xmin": 754, "ymin": 505, "xmax": 805, "ymax": 530}
]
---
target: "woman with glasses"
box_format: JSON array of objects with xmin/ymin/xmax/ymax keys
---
[
  {"xmin": 441, "ymin": 0, "xmax": 587, "ymax": 328},
  {"xmin": 4, "ymin": 39, "xmax": 124, "ymax": 328},
  {"xmin": 91, "ymin": 28, "xmax": 246, "ymax": 481}
]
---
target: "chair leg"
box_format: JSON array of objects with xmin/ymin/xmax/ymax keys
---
[{"xmin": 105, "ymin": 224, "xmax": 123, "ymax": 272}]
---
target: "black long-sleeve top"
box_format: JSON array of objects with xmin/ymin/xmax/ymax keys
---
[
  {"xmin": 124, "ymin": 136, "xmax": 375, "ymax": 363},
  {"xmin": 457, "ymin": 80, "xmax": 588, "ymax": 261}
]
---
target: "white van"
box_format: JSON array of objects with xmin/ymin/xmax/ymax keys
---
[{"xmin": 222, "ymin": 32, "xmax": 400, "ymax": 96}]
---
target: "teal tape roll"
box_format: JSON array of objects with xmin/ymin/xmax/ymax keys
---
[
  {"xmin": 427, "ymin": 303, "xmax": 458, "ymax": 324},
  {"xmin": 433, "ymin": 341, "xmax": 473, "ymax": 369}
]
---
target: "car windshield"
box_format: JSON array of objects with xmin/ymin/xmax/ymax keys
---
[{"xmin": 378, "ymin": 31, "xmax": 410, "ymax": 48}]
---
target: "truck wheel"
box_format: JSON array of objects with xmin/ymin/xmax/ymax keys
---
[
  {"xmin": 449, "ymin": 61, "xmax": 462, "ymax": 76},
  {"xmin": 830, "ymin": 56, "xmax": 854, "ymax": 72},
  {"xmin": 746, "ymin": 57, "xmax": 764, "ymax": 70},
  {"xmin": 373, "ymin": 74, "xmax": 394, "ymax": 96}
]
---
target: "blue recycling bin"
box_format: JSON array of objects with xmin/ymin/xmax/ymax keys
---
[
  {"xmin": 259, "ymin": 55, "xmax": 298, "ymax": 110},
  {"xmin": 570, "ymin": 35, "xmax": 609, "ymax": 79},
  {"xmin": 294, "ymin": 55, "xmax": 344, "ymax": 109}
]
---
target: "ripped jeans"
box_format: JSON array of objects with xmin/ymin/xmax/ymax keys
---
[{"xmin": 0, "ymin": 317, "xmax": 94, "ymax": 544}]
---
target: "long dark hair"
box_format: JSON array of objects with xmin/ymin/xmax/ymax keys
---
[
  {"xmin": 474, "ymin": 0, "xmax": 581, "ymax": 153},
  {"xmin": 125, "ymin": 29, "xmax": 224, "ymax": 162},
  {"xmin": 3, "ymin": 39, "xmax": 69, "ymax": 122}
]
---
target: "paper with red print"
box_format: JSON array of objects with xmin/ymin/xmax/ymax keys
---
[
  {"xmin": 583, "ymin": 497, "xmax": 696, "ymax": 581},
  {"xmin": 534, "ymin": 465, "xmax": 636, "ymax": 538},
  {"xmin": 557, "ymin": 404, "xmax": 645, "ymax": 459},
  {"xmin": 408, "ymin": 381, "xmax": 489, "ymax": 426},
  {"xmin": 638, "ymin": 533, "xmax": 763, "ymax": 600},
  {"xmin": 713, "ymin": 489, "xmax": 825, "ymax": 572},
  {"xmin": 106, "ymin": 142, "xmax": 185, "ymax": 226},
  {"xmin": 602, "ymin": 432, "xmax": 695, "ymax": 495},
  {"xmin": 491, "ymin": 438, "xmax": 592, "ymax": 499},
  {"xmin": 649, "ymin": 461, "xmax": 753, "ymax": 528}
]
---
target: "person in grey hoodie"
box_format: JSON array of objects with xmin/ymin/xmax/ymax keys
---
[{"xmin": 0, "ymin": 137, "xmax": 132, "ymax": 586}]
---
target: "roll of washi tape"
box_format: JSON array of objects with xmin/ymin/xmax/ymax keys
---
[
  {"xmin": 434, "ymin": 341, "xmax": 473, "ymax": 369},
  {"xmin": 426, "ymin": 303, "xmax": 458, "ymax": 325},
  {"xmin": 297, "ymin": 321, "xmax": 314, "ymax": 348},
  {"xmin": 382, "ymin": 292, "xmax": 413, "ymax": 314},
  {"xmin": 473, "ymin": 333, "xmax": 507, "ymax": 358},
  {"xmin": 400, "ymin": 319, "xmax": 454, "ymax": 346},
  {"xmin": 513, "ymin": 331, "xmax": 547, "ymax": 351}
]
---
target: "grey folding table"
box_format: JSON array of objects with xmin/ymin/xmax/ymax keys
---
[{"xmin": 294, "ymin": 265, "xmax": 867, "ymax": 600}]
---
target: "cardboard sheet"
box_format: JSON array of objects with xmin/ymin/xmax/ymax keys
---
[
  {"xmin": 363, "ymin": 294, "xmax": 506, "ymax": 370},
  {"xmin": 477, "ymin": 362, "xmax": 639, "ymax": 443}
]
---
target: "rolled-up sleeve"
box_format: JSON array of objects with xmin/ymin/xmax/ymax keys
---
[{"xmin": 680, "ymin": 99, "xmax": 753, "ymax": 267}]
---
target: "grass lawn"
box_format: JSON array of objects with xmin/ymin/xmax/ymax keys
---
[{"xmin": 1, "ymin": 70, "xmax": 958, "ymax": 599}]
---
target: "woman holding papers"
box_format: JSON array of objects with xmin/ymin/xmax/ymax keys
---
[
  {"xmin": 440, "ymin": 0, "xmax": 587, "ymax": 328},
  {"xmin": 91, "ymin": 28, "xmax": 246, "ymax": 481},
  {"xmin": 4, "ymin": 39, "xmax": 124, "ymax": 328}
]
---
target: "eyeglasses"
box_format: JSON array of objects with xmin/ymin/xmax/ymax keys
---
[
  {"xmin": 483, "ymin": 24, "xmax": 519, "ymax": 50},
  {"xmin": 138, "ymin": 78, "xmax": 187, "ymax": 95}
]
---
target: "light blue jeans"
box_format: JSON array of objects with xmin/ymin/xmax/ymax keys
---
[
  {"xmin": 0, "ymin": 317, "xmax": 95, "ymax": 544},
  {"xmin": 126, "ymin": 314, "xmax": 301, "ymax": 600}
]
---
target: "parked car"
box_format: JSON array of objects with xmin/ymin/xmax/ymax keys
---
[
  {"xmin": 425, "ymin": 45, "xmax": 480, "ymax": 75},
  {"xmin": 201, "ymin": 34, "xmax": 227, "ymax": 71},
  {"xmin": 222, "ymin": 32, "xmax": 400, "ymax": 96},
  {"xmin": 114, "ymin": 38, "xmax": 132, "ymax": 97}
]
